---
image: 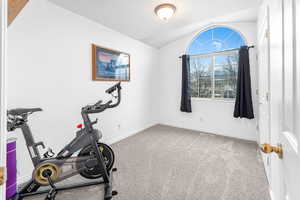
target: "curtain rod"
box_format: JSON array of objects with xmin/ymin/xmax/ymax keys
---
[{"xmin": 178, "ymin": 45, "xmax": 255, "ymax": 59}]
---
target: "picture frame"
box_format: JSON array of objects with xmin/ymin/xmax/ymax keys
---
[
  {"xmin": 92, "ymin": 44, "xmax": 130, "ymax": 82},
  {"xmin": 8, "ymin": 0, "xmax": 29, "ymax": 26}
]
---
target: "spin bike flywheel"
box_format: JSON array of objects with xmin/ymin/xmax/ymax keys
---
[
  {"xmin": 33, "ymin": 163, "xmax": 60, "ymax": 186},
  {"xmin": 78, "ymin": 142, "xmax": 115, "ymax": 179}
]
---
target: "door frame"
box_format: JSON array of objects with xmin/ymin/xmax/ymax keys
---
[
  {"xmin": 257, "ymin": 5, "xmax": 271, "ymax": 182},
  {"xmin": 0, "ymin": 0, "xmax": 8, "ymax": 199}
]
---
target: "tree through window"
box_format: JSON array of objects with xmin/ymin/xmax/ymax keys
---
[{"xmin": 188, "ymin": 26, "xmax": 246, "ymax": 100}]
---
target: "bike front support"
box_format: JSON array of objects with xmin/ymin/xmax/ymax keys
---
[{"xmin": 13, "ymin": 168, "xmax": 117, "ymax": 200}]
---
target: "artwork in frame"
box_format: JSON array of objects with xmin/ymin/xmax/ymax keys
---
[{"xmin": 92, "ymin": 44, "xmax": 130, "ymax": 81}]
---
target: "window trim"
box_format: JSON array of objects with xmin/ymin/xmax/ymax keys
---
[
  {"xmin": 189, "ymin": 50, "xmax": 239, "ymax": 101},
  {"xmin": 191, "ymin": 97, "xmax": 236, "ymax": 103}
]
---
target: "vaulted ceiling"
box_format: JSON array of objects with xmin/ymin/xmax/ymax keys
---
[{"xmin": 49, "ymin": 0, "xmax": 259, "ymax": 48}]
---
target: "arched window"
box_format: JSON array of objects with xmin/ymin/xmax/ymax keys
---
[{"xmin": 188, "ymin": 26, "xmax": 246, "ymax": 100}]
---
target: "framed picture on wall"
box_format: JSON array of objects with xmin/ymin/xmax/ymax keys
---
[{"xmin": 92, "ymin": 44, "xmax": 130, "ymax": 81}]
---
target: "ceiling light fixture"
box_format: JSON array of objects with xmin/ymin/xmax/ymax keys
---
[{"xmin": 154, "ymin": 3, "xmax": 176, "ymax": 21}]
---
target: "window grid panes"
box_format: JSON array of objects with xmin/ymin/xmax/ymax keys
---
[
  {"xmin": 190, "ymin": 51, "xmax": 239, "ymax": 100},
  {"xmin": 188, "ymin": 26, "xmax": 245, "ymax": 100}
]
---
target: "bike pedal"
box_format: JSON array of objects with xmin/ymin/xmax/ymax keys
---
[
  {"xmin": 45, "ymin": 193, "xmax": 57, "ymax": 200},
  {"xmin": 112, "ymin": 168, "xmax": 117, "ymax": 172},
  {"xmin": 45, "ymin": 188, "xmax": 57, "ymax": 200},
  {"xmin": 112, "ymin": 191, "xmax": 118, "ymax": 196}
]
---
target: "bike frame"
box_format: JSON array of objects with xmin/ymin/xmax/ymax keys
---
[
  {"xmin": 13, "ymin": 82, "xmax": 121, "ymax": 199},
  {"xmin": 16, "ymin": 110, "xmax": 108, "ymax": 195},
  {"xmin": 20, "ymin": 112, "xmax": 101, "ymax": 167}
]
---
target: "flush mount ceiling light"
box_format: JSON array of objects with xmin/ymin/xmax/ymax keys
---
[{"xmin": 154, "ymin": 3, "xmax": 176, "ymax": 21}]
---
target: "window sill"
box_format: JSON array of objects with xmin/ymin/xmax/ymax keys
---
[{"xmin": 191, "ymin": 97, "xmax": 235, "ymax": 103}]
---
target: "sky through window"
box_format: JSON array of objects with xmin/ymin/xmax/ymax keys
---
[{"xmin": 188, "ymin": 27, "xmax": 246, "ymax": 56}]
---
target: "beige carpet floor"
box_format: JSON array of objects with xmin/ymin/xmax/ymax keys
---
[{"xmin": 23, "ymin": 124, "xmax": 270, "ymax": 200}]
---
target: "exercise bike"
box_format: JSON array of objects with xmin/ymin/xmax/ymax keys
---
[{"xmin": 7, "ymin": 82, "xmax": 122, "ymax": 200}]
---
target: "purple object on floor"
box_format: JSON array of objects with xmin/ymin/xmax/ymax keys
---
[{"xmin": 6, "ymin": 138, "xmax": 17, "ymax": 200}]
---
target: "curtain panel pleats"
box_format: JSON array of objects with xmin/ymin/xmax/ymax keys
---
[
  {"xmin": 234, "ymin": 46, "xmax": 254, "ymax": 119},
  {"xmin": 180, "ymin": 55, "xmax": 192, "ymax": 113}
]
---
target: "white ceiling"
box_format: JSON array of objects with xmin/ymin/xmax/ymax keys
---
[{"xmin": 49, "ymin": 0, "xmax": 259, "ymax": 48}]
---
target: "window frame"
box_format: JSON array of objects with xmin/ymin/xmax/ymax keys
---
[
  {"xmin": 187, "ymin": 25, "xmax": 248, "ymax": 56},
  {"xmin": 189, "ymin": 49, "xmax": 239, "ymax": 102}
]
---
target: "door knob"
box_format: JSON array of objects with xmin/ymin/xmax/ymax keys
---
[
  {"xmin": 0, "ymin": 167, "xmax": 4, "ymax": 185},
  {"xmin": 260, "ymin": 143, "xmax": 283, "ymax": 159}
]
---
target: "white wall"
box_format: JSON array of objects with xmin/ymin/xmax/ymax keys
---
[
  {"xmin": 7, "ymin": 0, "xmax": 159, "ymax": 183},
  {"xmin": 157, "ymin": 22, "xmax": 258, "ymax": 141}
]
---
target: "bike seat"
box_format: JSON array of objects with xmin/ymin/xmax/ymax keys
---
[{"xmin": 8, "ymin": 108, "xmax": 42, "ymax": 116}]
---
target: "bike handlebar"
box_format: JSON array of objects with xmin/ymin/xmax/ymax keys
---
[
  {"xmin": 94, "ymin": 100, "xmax": 103, "ymax": 107},
  {"xmin": 105, "ymin": 82, "xmax": 121, "ymax": 94},
  {"xmin": 82, "ymin": 82, "xmax": 121, "ymax": 114},
  {"xmin": 108, "ymin": 86, "xmax": 121, "ymax": 108}
]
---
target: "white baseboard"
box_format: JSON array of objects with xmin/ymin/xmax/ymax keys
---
[
  {"xmin": 107, "ymin": 122, "xmax": 157, "ymax": 145},
  {"xmin": 158, "ymin": 123, "xmax": 257, "ymax": 142}
]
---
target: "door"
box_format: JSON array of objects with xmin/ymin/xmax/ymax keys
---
[
  {"xmin": 260, "ymin": 1, "xmax": 300, "ymax": 199},
  {"xmin": 0, "ymin": 0, "xmax": 7, "ymax": 199},
  {"xmin": 279, "ymin": 0, "xmax": 300, "ymax": 199},
  {"xmin": 258, "ymin": 9, "xmax": 271, "ymax": 182}
]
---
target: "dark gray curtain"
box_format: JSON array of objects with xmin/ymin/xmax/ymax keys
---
[
  {"xmin": 234, "ymin": 46, "xmax": 254, "ymax": 119},
  {"xmin": 180, "ymin": 55, "xmax": 192, "ymax": 113}
]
